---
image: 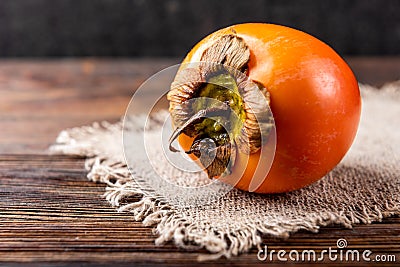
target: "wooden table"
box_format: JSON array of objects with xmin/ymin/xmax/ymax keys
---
[{"xmin": 1, "ymin": 58, "xmax": 399, "ymax": 266}]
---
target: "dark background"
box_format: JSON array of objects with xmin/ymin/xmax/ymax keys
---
[{"xmin": 0, "ymin": 0, "xmax": 399, "ymax": 57}]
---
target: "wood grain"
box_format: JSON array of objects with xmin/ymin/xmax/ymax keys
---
[{"xmin": 0, "ymin": 58, "xmax": 399, "ymax": 266}]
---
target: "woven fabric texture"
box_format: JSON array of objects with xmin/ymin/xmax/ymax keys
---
[{"xmin": 50, "ymin": 82, "xmax": 400, "ymax": 260}]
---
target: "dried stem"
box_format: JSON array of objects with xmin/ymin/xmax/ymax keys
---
[{"xmin": 167, "ymin": 32, "xmax": 273, "ymax": 178}]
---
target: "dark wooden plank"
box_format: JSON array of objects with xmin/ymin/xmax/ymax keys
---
[
  {"xmin": 346, "ymin": 57, "xmax": 400, "ymax": 87},
  {"xmin": 0, "ymin": 59, "xmax": 399, "ymax": 266},
  {"xmin": 0, "ymin": 155, "xmax": 399, "ymax": 266},
  {"xmin": 0, "ymin": 58, "xmax": 399, "ymax": 154},
  {"xmin": 0, "ymin": 58, "xmax": 178, "ymax": 154}
]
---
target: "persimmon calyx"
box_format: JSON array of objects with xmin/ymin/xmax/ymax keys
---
[{"xmin": 167, "ymin": 33, "xmax": 273, "ymax": 178}]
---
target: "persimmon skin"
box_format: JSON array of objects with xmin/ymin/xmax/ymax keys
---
[{"xmin": 180, "ymin": 23, "xmax": 361, "ymax": 193}]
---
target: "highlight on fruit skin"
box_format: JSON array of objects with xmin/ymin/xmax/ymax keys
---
[{"xmin": 167, "ymin": 23, "xmax": 362, "ymax": 194}]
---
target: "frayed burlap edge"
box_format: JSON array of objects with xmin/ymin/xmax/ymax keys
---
[{"xmin": 49, "ymin": 81, "xmax": 400, "ymax": 261}]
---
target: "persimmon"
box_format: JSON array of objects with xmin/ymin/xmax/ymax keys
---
[{"xmin": 167, "ymin": 23, "xmax": 361, "ymax": 193}]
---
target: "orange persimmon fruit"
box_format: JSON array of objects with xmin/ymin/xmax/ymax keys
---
[{"xmin": 167, "ymin": 23, "xmax": 361, "ymax": 193}]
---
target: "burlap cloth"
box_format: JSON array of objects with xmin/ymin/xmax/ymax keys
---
[{"xmin": 50, "ymin": 82, "xmax": 400, "ymax": 260}]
